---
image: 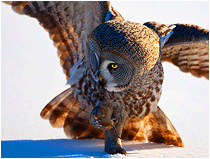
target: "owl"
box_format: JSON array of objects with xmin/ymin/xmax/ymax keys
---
[{"xmin": 3, "ymin": 1, "xmax": 209, "ymax": 155}]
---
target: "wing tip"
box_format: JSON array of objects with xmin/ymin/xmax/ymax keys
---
[
  {"xmin": 147, "ymin": 106, "xmax": 185, "ymax": 147},
  {"xmin": 2, "ymin": 1, "xmax": 13, "ymax": 5},
  {"xmin": 3, "ymin": 1, "xmax": 30, "ymax": 14}
]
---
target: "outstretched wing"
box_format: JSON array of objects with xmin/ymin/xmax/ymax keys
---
[
  {"xmin": 4, "ymin": 1, "xmax": 124, "ymax": 139},
  {"xmin": 122, "ymin": 106, "xmax": 184, "ymax": 147},
  {"xmin": 144, "ymin": 22, "xmax": 209, "ymax": 79},
  {"xmin": 4, "ymin": 1, "xmax": 111, "ymax": 80}
]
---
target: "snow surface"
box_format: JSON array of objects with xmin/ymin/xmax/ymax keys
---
[
  {"xmin": 1, "ymin": 1, "xmax": 209, "ymax": 158},
  {"xmin": 2, "ymin": 139, "xmax": 208, "ymax": 158}
]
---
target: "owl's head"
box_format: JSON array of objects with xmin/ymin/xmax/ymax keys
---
[{"xmin": 88, "ymin": 19, "xmax": 160, "ymax": 92}]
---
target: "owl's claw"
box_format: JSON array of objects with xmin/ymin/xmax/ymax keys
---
[
  {"xmin": 92, "ymin": 117, "xmax": 105, "ymax": 128},
  {"xmin": 107, "ymin": 147, "xmax": 127, "ymax": 155},
  {"xmin": 90, "ymin": 105, "xmax": 109, "ymax": 129},
  {"xmin": 91, "ymin": 115, "xmax": 121, "ymax": 139},
  {"xmin": 91, "ymin": 116, "xmax": 117, "ymax": 130}
]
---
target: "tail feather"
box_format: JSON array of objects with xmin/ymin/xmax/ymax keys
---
[
  {"xmin": 147, "ymin": 106, "xmax": 184, "ymax": 147},
  {"xmin": 41, "ymin": 90, "xmax": 183, "ymax": 146},
  {"xmin": 49, "ymin": 92, "xmax": 77, "ymax": 128},
  {"xmin": 40, "ymin": 88, "xmax": 73, "ymax": 119},
  {"xmin": 64, "ymin": 101, "xmax": 105, "ymax": 139},
  {"xmin": 122, "ymin": 117, "xmax": 148, "ymax": 142},
  {"xmin": 122, "ymin": 106, "xmax": 184, "ymax": 147},
  {"xmin": 40, "ymin": 87, "xmax": 105, "ymax": 139}
]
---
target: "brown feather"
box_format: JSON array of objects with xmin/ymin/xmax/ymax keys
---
[
  {"xmin": 144, "ymin": 22, "xmax": 209, "ymax": 79},
  {"xmin": 40, "ymin": 88, "xmax": 73, "ymax": 120},
  {"xmin": 5, "ymin": 1, "xmax": 111, "ymax": 80},
  {"xmin": 5, "ymin": 1, "xmax": 201, "ymax": 151},
  {"xmin": 122, "ymin": 106, "xmax": 184, "ymax": 147}
]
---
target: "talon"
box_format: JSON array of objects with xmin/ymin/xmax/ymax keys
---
[
  {"xmin": 110, "ymin": 149, "xmax": 116, "ymax": 155},
  {"xmin": 107, "ymin": 148, "xmax": 127, "ymax": 155},
  {"xmin": 118, "ymin": 149, "xmax": 127, "ymax": 155}
]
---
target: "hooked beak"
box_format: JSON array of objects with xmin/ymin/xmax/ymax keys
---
[
  {"xmin": 92, "ymin": 70, "xmax": 100, "ymax": 83},
  {"xmin": 92, "ymin": 70, "xmax": 103, "ymax": 85}
]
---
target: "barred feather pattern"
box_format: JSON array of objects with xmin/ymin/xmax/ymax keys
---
[
  {"xmin": 145, "ymin": 21, "xmax": 209, "ymax": 79},
  {"xmin": 40, "ymin": 55, "xmax": 183, "ymax": 146},
  {"xmin": 5, "ymin": 1, "xmax": 208, "ymax": 151},
  {"xmin": 40, "ymin": 86, "xmax": 105, "ymax": 139},
  {"xmin": 6, "ymin": 1, "xmax": 111, "ymax": 80}
]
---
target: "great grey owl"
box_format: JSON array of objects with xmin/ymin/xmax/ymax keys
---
[{"xmin": 4, "ymin": 1, "xmax": 209, "ymax": 155}]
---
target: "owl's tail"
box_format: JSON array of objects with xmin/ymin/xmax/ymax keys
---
[
  {"xmin": 122, "ymin": 106, "xmax": 184, "ymax": 147},
  {"xmin": 40, "ymin": 87, "xmax": 105, "ymax": 139}
]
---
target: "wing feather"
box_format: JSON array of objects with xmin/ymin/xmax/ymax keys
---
[
  {"xmin": 4, "ymin": 1, "xmax": 111, "ymax": 80},
  {"xmin": 122, "ymin": 106, "xmax": 184, "ymax": 147},
  {"xmin": 145, "ymin": 22, "xmax": 209, "ymax": 79}
]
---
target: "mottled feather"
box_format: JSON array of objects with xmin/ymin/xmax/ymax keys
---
[
  {"xmin": 3, "ymin": 1, "xmax": 208, "ymax": 155},
  {"xmin": 145, "ymin": 21, "xmax": 209, "ymax": 79},
  {"xmin": 4, "ymin": 1, "xmax": 111, "ymax": 80}
]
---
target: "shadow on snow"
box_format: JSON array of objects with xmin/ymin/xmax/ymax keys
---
[{"xmin": 1, "ymin": 139, "xmax": 174, "ymax": 158}]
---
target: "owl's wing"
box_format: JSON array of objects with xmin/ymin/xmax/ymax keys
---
[
  {"xmin": 40, "ymin": 87, "xmax": 105, "ymax": 139},
  {"xmin": 4, "ymin": 1, "xmax": 123, "ymax": 139},
  {"xmin": 144, "ymin": 21, "xmax": 209, "ymax": 79},
  {"xmin": 122, "ymin": 106, "xmax": 184, "ymax": 147},
  {"xmin": 4, "ymin": 1, "xmax": 121, "ymax": 80}
]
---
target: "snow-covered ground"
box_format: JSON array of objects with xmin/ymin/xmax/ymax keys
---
[
  {"xmin": 1, "ymin": 139, "xmax": 208, "ymax": 158},
  {"xmin": 1, "ymin": 1, "xmax": 209, "ymax": 158}
]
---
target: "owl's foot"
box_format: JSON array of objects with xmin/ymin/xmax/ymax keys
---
[
  {"xmin": 90, "ymin": 105, "xmax": 112, "ymax": 129},
  {"xmin": 105, "ymin": 136, "xmax": 126, "ymax": 155},
  {"xmin": 106, "ymin": 147, "xmax": 127, "ymax": 155},
  {"xmin": 105, "ymin": 128, "xmax": 127, "ymax": 155}
]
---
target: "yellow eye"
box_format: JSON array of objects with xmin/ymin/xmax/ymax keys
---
[
  {"xmin": 111, "ymin": 64, "xmax": 118, "ymax": 69},
  {"xmin": 99, "ymin": 76, "xmax": 103, "ymax": 81}
]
